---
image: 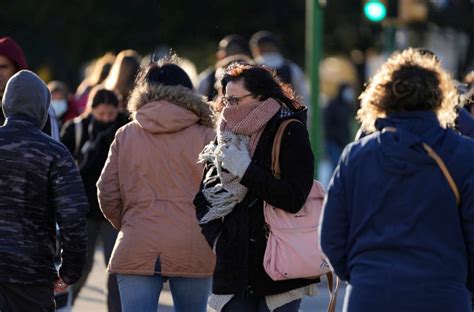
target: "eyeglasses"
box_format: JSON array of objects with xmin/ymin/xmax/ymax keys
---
[{"xmin": 222, "ymin": 94, "xmax": 254, "ymax": 106}]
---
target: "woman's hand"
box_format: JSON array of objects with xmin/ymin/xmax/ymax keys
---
[{"xmin": 221, "ymin": 139, "xmax": 251, "ymax": 178}]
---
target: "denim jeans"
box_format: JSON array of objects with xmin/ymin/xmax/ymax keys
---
[
  {"xmin": 117, "ymin": 260, "xmax": 211, "ymax": 312},
  {"xmin": 222, "ymin": 296, "xmax": 301, "ymax": 312}
]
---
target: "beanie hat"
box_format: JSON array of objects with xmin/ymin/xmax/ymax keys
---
[{"xmin": 0, "ymin": 37, "xmax": 28, "ymax": 70}]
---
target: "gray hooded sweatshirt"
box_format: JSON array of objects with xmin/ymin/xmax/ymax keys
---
[{"xmin": 2, "ymin": 70, "xmax": 51, "ymax": 128}]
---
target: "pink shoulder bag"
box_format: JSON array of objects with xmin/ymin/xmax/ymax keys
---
[{"xmin": 263, "ymin": 119, "xmax": 338, "ymax": 312}]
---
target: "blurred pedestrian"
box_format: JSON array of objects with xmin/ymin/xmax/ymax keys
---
[
  {"xmin": 47, "ymin": 80, "xmax": 82, "ymax": 127},
  {"xmin": 463, "ymin": 71, "xmax": 474, "ymax": 116},
  {"xmin": 0, "ymin": 36, "xmax": 60, "ymax": 139},
  {"xmin": 320, "ymin": 48, "xmax": 474, "ymax": 311},
  {"xmin": 104, "ymin": 50, "xmax": 141, "ymax": 111},
  {"xmin": 197, "ymin": 34, "xmax": 251, "ymax": 101},
  {"xmin": 61, "ymin": 86, "xmax": 129, "ymax": 311},
  {"xmin": 98, "ymin": 56, "xmax": 215, "ymax": 312},
  {"xmin": 0, "ymin": 70, "xmax": 88, "ymax": 311},
  {"xmin": 195, "ymin": 63, "xmax": 317, "ymax": 312},
  {"xmin": 323, "ymin": 83, "xmax": 355, "ymax": 169},
  {"xmin": 75, "ymin": 52, "xmax": 116, "ymax": 113},
  {"xmin": 249, "ymin": 31, "xmax": 309, "ymax": 110}
]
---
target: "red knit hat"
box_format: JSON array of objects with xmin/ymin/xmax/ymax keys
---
[{"xmin": 0, "ymin": 37, "xmax": 28, "ymax": 70}]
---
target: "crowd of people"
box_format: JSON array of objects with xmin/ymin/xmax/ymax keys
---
[{"xmin": 0, "ymin": 31, "xmax": 473, "ymax": 312}]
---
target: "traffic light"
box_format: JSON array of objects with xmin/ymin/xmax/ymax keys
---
[{"xmin": 364, "ymin": 0, "xmax": 387, "ymax": 22}]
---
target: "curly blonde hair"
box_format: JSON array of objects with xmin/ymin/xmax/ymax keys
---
[{"xmin": 357, "ymin": 48, "xmax": 459, "ymax": 133}]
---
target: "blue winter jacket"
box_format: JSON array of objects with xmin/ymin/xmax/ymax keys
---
[{"xmin": 321, "ymin": 111, "xmax": 474, "ymax": 311}]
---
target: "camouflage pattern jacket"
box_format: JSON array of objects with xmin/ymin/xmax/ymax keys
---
[{"xmin": 0, "ymin": 116, "xmax": 89, "ymax": 285}]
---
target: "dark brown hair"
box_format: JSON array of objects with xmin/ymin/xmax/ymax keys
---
[
  {"xmin": 79, "ymin": 85, "xmax": 119, "ymax": 117},
  {"xmin": 216, "ymin": 63, "xmax": 302, "ymax": 112}
]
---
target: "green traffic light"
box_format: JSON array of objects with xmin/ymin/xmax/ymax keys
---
[{"xmin": 364, "ymin": 0, "xmax": 387, "ymax": 22}]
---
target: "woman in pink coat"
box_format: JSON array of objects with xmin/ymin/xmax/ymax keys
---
[{"xmin": 98, "ymin": 57, "xmax": 216, "ymax": 312}]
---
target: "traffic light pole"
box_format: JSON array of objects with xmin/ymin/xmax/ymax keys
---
[{"xmin": 305, "ymin": 0, "xmax": 323, "ymax": 177}]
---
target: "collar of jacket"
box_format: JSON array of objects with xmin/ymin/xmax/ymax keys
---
[
  {"xmin": 375, "ymin": 110, "xmax": 441, "ymax": 136},
  {"xmin": 128, "ymin": 83, "xmax": 214, "ymax": 129}
]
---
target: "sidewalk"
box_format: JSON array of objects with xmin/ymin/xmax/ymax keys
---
[{"xmin": 74, "ymin": 247, "xmax": 346, "ymax": 311}]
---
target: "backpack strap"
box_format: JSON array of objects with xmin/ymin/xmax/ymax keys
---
[
  {"xmin": 271, "ymin": 119, "xmax": 303, "ymax": 178},
  {"xmin": 73, "ymin": 117, "xmax": 83, "ymax": 157}
]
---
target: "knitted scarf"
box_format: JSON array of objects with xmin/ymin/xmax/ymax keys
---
[{"xmin": 199, "ymin": 98, "xmax": 281, "ymax": 224}]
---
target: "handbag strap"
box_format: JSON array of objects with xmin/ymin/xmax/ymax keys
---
[
  {"xmin": 383, "ymin": 127, "xmax": 460, "ymax": 206},
  {"xmin": 326, "ymin": 272, "xmax": 340, "ymax": 312},
  {"xmin": 421, "ymin": 142, "xmax": 460, "ymax": 206},
  {"xmin": 271, "ymin": 119, "xmax": 303, "ymax": 178}
]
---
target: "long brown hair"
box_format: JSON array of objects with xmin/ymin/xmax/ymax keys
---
[{"xmin": 104, "ymin": 50, "xmax": 141, "ymax": 101}]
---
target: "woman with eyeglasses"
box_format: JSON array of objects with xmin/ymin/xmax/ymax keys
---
[
  {"xmin": 194, "ymin": 63, "xmax": 318, "ymax": 312},
  {"xmin": 320, "ymin": 48, "xmax": 474, "ymax": 311}
]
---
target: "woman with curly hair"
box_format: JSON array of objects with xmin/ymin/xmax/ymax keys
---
[{"xmin": 320, "ymin": 48, "xmax": 474, "ymax": 311}]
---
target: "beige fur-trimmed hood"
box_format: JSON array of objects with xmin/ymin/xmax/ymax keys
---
[{"xmin": 128, "ymin": 83, "xmax": 215, "ymax": 132}]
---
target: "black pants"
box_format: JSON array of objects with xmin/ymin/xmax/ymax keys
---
[
  {"xmin": 0, "ymin": 283, "xmax": 55, "ymax": 312},
  {"xmin": 72, "ymin": 218, "xmax": 121, "ymax": 312}
]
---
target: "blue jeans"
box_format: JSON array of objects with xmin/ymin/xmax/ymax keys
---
[
  {"xmin": 117, "ymin": 259, "xmax": 211, "ymax": 312},
  {"xmin": 222, "ymin": 296, "xmax": 301, "ymax": 312}
]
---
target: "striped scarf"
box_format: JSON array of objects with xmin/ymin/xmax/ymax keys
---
[{"xmin": 198, "ymin": 98, "xmax": 281, "ymax": 223}]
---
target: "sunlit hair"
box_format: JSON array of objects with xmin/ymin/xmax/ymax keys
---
[
  {"xmin": 215, "ymin": 62, "xmax": 302, "ymax": 112},
  {"xmin": 357, "ymin": 48, "xmax": 459, "ymax": 133},
  {"xmin": 104, "ymin": 49, "xmax": 141, "ymax": 101},
  {"xmin": 76, "ymin": 53, "xmax": 116, "ymax": 97},
  {"xmin": 89, "ymin": 52, "xmax": 116, "ymax": 86}
]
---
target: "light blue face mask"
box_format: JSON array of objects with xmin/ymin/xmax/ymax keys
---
[
  {"xmin": 51, "ymin": 99, "xmax": 68, "ymax": 118},
  {"xmin": 342, "ymin": 87, "xmax": 355, "ymax": 103}
]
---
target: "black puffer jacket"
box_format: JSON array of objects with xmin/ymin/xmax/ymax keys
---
[{"xmin": 194, "ymin": 107, "xmax": 317, "ymax": 297}]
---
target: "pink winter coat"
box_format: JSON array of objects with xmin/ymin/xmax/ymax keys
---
[{"xmin": 97, "ymin": 83, "xmax": 216, "ymax": 277}]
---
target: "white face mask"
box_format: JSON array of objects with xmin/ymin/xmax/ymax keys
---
[{"xmin": 51, "ymin": 99, "xmax": 68, "ymax": 118}]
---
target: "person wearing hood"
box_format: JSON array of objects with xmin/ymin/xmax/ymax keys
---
[
  {"xmin": 61, "ymin": 86, "xmax": 128, "ymax": 311},
  {"xmin": 97, "ymin": 57, "xmax": 216, "ymax": 312},
  {"xmin": 194, "ymin": 63, "xmax": 317, "ymax": 312},
  {"xmin": 0, "ymin": 70, "xmax": 88, "ymax": 311},
  {"xmin": 320, "ymin": 48, "xmax": 474, "ymax": 311}
]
